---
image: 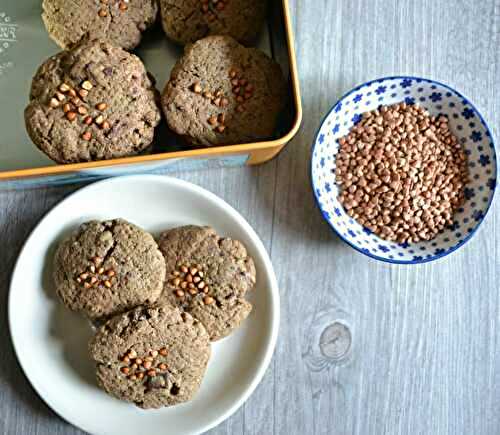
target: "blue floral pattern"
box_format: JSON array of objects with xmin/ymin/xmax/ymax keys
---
[
  {"xmin": 353, "ymin": 94, "xmax": 363, "ymax": 103},
  {"xmin": 352, "ymin": 114, "xmax": 363, "ymax": 124},
  {"xmin": 479, "ymin": 154, "xmax": 490, "ymax": 166},
  {"xmin": 400, "ymin": 79, "xmax": 412, "ymax": 88},
  {"xmin": 429, "ymin": 92, "xmax": 442, "ymax": 102},
  {"xmin": 311, "ymin": 76, "xmax": 497, "ymax": 264},
  {"xmin": 470, "ymin": 131, "xmax": 482, "ymax": 142},
  {"xmin": 462, "ymin": 108, "xmax": 474, "ymax": 119}
]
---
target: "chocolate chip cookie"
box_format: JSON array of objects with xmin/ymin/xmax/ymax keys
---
[
  {"xmin": 25, "ymin": 40, "xmax": 161, "ymax": 164},
  {"xmin": 159, "ymin": 0, "xmax": 267, "ymax": 45},
  {"xmin": 53, "ymin": 219, "xmax": 166, "ymax": 321},
  {"xmin": 42, "ymin": 0, "xmax": 158, "ymax": 51},
  {"xmin": 161, "ymin": 36, "xmax": 286, "ymax": 147},
  {"xmin": 89, "ymin": 305, "xmax": 211, "ymax": 409},
  {"xmin": 157, "ymin": 225, "xmax": 256, "ymax": 341}
]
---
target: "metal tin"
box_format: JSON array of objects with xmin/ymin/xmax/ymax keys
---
[{"xmin": 0, "ymin": 0, "xmax": 302, "ymax": 185}]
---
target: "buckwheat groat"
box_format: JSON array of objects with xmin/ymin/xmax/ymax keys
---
[
  {"xmin": 162, "ymin": 36, "xmax": 286, "ymax": 147},
  {"xmin": 42, "ymin": 0, "xmax": 158, "ymax": 50},
  {"xmin": 159, "ymin": 0, "xmax": 267, "ymax": 45},
  {"xmin": 89, "ymin": 305, "xmax": 211, "ymax": 409},
  {"xmin": 157, "ymin": 225, "xmax": 256, "ymax": 341},
  {"xmin": 53, "ymin": 219, "xmax": 166, "ymax": 321},
  {"xmin": 335, "ymin": 102, "xmax": 469, "ymax": 244},
  {"xmin": 25, "ymin": 40, "xmax": 161, "ymax": 164}
]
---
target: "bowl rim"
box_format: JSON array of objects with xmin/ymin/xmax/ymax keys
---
[{"xmin": 310, "ymin": 75, "xmax": 498, "ymax": 265}]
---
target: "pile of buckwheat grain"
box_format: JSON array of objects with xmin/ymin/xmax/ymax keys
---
[{"xmin": 335, "ymin": 102, "xmax": 469, "ymax": 244}]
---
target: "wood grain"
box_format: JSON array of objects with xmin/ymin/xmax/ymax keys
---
[{"xmin": 0, "ymin": 0, "xmax": 499, "ymax": 434}]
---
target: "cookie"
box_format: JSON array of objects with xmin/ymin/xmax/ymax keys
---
[
  {"xmin": 159, "ymin": 0, "xmax": 267, "ymax": 45},
  {"xmin": 42, "ymin": 0, "xmax": 158, "ymax": 51},
  {"xmin": 89, "ymin": 305, "xmax": 211, "ymax": 409},
  {"xmin": 161, "ymin": 36, "xmax": 286, "ymax": 147},
  {"xmin": 25, "ymin": 40, "xmax": 161, "ymax": 164},
  {"xmin": 53, "ymin": 219, "xmax": 166, "ymax": 321},
  {"xmin": 157, "ymin": 225, "xmax": 256, "ymax": 341}
]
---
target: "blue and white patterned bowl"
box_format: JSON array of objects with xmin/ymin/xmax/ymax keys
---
[{"xmin": 311, "ymin": 76, "xmax": 497, "ymax": 264}]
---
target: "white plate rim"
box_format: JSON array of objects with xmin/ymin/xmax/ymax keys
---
[{"xmin": 8, "ymin": 174, "xmax": 280, "ymax": 435}]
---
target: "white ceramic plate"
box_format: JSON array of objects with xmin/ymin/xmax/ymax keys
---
[{"xmin": 8, "ymin": 175, "xmax": 280, "ymax": 435}]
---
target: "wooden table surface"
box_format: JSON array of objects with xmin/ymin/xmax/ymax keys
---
[{"xmin": 1, "ymin": 1, "xmax": 499, "ymax": 434}]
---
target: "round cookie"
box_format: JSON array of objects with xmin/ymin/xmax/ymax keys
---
[
  {"xmin": 89, "ymin": 305, "xmax": 211, "ymax": 409},
  {"xmin": 42, "ymin": 0, "xmax": 158, "ymax": 51},
  {"xmin": 159, "ymin": 0, "xmax": 267, "ymax": 45},
  {"xmin": 161, "ymin": 35, "xmax": 286, "ymax": 147},
  {"xmin": 53, "ymin": 219, "xmax": 166, "ymax": 321},
  {"xmin": 157, "ymin": 225, "xmax": 256, "ymax": 341},
  {"xmin": 25, "ymin": 40, "xmax": 161, "ymax": 164}
]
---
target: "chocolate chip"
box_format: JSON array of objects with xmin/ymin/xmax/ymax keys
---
[
  {"xmin": 170, "ymin": 384, "xmax": 180, "ymax": 396},
  {"xmin": 148, "ymin": 376, "xmax": 166, "ymax": 389}
]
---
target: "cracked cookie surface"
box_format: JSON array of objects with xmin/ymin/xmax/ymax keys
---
[
  {"xmin": 159, "ymin": 0, "xmax": 266, "ymax": 46},
  {"xmin": 42, "ymin": 0, "xmax": 158, "ymax": 51},
  {"xmin": 25, "ymin": 40, "xmax": 161, "ymax": 164},
  {"xmin": 53, "ymin": 219, "xmax": 166, "ymax": 321},
  {"xmin": 89, "ymin": 305, "xmax": 211, "ymax": 409},
  {"xmin": 161, "ymin": 36, "xmax": 286, "ymax": 147},
  {"xmin": 157, "ymin": 225, "xmax": 256, "ymax": 341}
]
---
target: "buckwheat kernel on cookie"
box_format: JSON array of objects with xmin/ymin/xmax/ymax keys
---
[
  {"xmin": 157, "ymin": 225, "xmax": 256, "ymax": 341},
  {"xmin": 25, "ymin": 41, "xmax": 161, "ymax": 164},
  {"xmin": 89, "ymin": 305, "xmax": 211, "ymax": 409},
  {"xmin": 53, "ymin": 219, "xmax": 166, "ymax": 321},
  {"xmin": 161, "ymin": 36, "xmax": 286, "ymax": 147},
  {"xmin": 42, "ymin": 0, "xmax": 158, "ymax": 50}
]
